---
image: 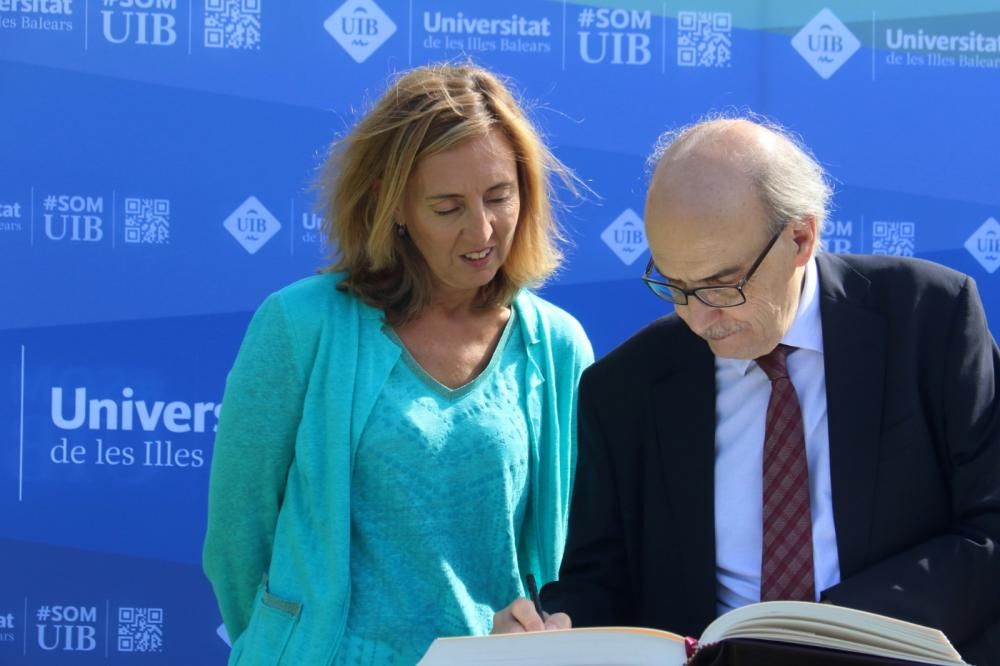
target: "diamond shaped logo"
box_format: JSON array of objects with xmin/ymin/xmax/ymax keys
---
[
  {"xmin": 224, "ymin": 196, "xmax": 281, "ymax": 255},
  {"xmin": 791, "ymin": 8, "xmax": 860, "ymax": 79},
  {"xmin": 965, "ymin": 217, "xmax": 1000, "ymax": 274},
  {"xmin": 601, "ymin": 208, "xmax": 648, "ymax": 266},
  {"xmin": 324, "ymin": 0, "xmax": 396, "ymax": 64}
]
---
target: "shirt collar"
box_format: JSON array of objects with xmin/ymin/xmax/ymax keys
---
[
  {"xmin": 783, "ymin": 255, "xmax": 823, "ymax": 355},
  {"xmin": 717, "ymin": 255, "xmax": 823, "ymax": 376}
]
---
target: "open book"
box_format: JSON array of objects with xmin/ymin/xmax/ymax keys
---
[{"xmin": 417, "ymin": 601, "xmax": 967, "ymax": 665}]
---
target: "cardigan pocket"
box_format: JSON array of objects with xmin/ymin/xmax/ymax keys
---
[{"xmin": 232, "ymin": 585, "xmax": 302, "ymax": 666}]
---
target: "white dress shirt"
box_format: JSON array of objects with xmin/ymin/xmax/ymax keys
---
[{"xmin": 713, "ymin": 257, "xmax": 841, "ymax": 614}]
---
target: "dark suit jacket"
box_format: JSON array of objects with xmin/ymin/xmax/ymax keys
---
[{"xmin": 541, "ymin": 253, "xmax": 1000, "ymax": 663}]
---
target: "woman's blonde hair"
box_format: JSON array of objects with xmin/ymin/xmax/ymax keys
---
[{"xmin": 319, "ymin": 63, "xmax": 575, "ymax": 323}]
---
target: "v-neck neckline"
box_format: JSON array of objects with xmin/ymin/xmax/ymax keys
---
[{"xmin": 383, "ymin": 309, "xmax": 517, "ymax": 400}]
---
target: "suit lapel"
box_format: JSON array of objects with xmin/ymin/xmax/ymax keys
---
[
  {"xmin": 816, "ymin": 253, "xmax": 887, "ymax": 577},
  {"xmin": 650, "ymin": 322, "xmax": 718, "ymax": 625}
]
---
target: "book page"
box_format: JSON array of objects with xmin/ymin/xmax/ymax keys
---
[
  {"xmin": 417, "ymin": 627, "xmax": 688, "ymax": 666},
  {"xmin": 699, "ymin": 601, "xmax": 965, "ymax": 665}
]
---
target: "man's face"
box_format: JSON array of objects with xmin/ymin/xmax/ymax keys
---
[{"xmin": 644, "ymin": 155, "xmax": 814, "ymax": 360}]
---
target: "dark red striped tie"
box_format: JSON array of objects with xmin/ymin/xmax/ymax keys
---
[{"xmin": 756, "ymin": 344, "xmax": 815, "ymax": 602}]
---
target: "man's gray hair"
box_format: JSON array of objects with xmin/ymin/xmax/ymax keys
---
[{"xmin": 648, "ymin": 113, "xmax": 834, "ymax": 239}]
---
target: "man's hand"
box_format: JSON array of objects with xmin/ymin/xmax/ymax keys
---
[{"xmin": 491, "ymin": 598, "xmax": 572, "ymax": 634}]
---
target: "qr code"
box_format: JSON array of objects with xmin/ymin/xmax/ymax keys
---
[
  {"xmin": 117, "ymin": 607, "xmax": 164, "ymax": 653},
  {"xmin": 872, "ymin": 221, "xmax": 916, "ymax": 256},
  {"xmin": 205, "ymin": 0, "xmax": 261, "ymax": 50},
  {"xmin": 124, "ymin": 198, "xmax": 170, "ymax": 244},
  {"xmin": 677, "ymin": 11, "xmax": 732, "ymax": 67}
]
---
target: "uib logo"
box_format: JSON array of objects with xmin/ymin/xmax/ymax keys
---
[
  {"xmin": 577, "ymin": 8, "xmax": 652, "ymax": 66},
  {"xmin": 35, "ymin": 605, "xmax": 98, "ymax": 653},
  {"xmin": 324, "ymin": 0, "xmax": 396, "ymax": 63},
  {"xmin": 102, "ymin": 0, "xmax": 179, "ymax": 46},
  {"xmin": 601, "ymin": 208, "xmax": 648, "ymax": 266},
  {"xmin": 224, "ymin": 196, "xmax": 281, "ymax": 254},
  {"xmin": 43, "ymin": 194, "xmax": 106, "ymax": 243},
  {"xmin": 791, "ymin": 8, "xmax": 860, "ymax": 79},
  {"xmin": 965, "ymin": 217, "xmax": 1000, "ymax": 274}
]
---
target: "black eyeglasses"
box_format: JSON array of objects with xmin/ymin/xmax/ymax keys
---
[{"xmin": 642, "ymin": 225, "xmax": 785, "ymax": 308}]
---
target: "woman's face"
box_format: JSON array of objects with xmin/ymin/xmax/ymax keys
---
[{"xmin": 399, "ymin": 129, "xmax": 521, "ymax": 301}]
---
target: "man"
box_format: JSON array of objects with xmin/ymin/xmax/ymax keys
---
[{"xmin": 494, "ymin": 117, "xmax": 1000, "ymax": 662}]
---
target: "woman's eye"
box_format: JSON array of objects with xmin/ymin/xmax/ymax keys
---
[{"xmin": 433, "ymin": 207, "xmax": 459, "ymax": 216}]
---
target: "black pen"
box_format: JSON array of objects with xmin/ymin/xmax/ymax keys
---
[{"xmin": 525, "ymin": 573, "xmax": 545, "ymax": 618}]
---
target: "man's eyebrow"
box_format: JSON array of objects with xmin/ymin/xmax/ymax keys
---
[
  {"xmin": 695, "ymin": 264, "xmax": 743, "ymax": 284},
  {"xmin": 663, "ymin": 264, "xmax": 743, "ymax": 287}
]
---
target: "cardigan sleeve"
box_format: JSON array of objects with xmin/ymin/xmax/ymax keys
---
[{"xmin": 202, "ymin": 293, "xmax": 307, "ymax": 644}]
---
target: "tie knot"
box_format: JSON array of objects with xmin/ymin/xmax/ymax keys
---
[{"xmin": 756, "ymin": 344, "xmax": 794, "ymax": 381}]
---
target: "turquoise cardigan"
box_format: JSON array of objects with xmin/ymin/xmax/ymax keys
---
[{"xmin": 203, "ymin": 273, "xmax": 593, "ymax": 665}]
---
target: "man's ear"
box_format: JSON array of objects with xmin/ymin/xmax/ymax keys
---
[{"xmin": 790, "ymin": 214, "xmax": 818, "ymax": 267}]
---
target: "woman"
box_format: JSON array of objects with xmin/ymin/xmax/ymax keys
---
[{"xmin": 202, "ymin": 63, "xmax": 593, "ymax": 665}]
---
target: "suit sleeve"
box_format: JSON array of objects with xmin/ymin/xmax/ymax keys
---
[
  {"xmin": 202, "ymin": 294, "xmax": 306, "ymax": 644},
  {"xmin": 823, "ymin": 276, "xmax": 1000, "ymax": 648},
  {"xmin": 540, "ymin": 366, "xmax": 637, "ymax": 626}
]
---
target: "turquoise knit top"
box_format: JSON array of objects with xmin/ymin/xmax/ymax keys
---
[{"xmin": 334, "ymin": 313, "xmax": 529, "ymax": 664}]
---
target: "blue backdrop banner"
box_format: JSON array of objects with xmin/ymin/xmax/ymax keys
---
[{"xmin": 2, "ymin": 0, "xmax": 999, "ymax": 662}]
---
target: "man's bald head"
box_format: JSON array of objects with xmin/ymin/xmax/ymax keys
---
[{"xmin": 647, "ymin": 117, "xmax": 832, "ymax": 241}]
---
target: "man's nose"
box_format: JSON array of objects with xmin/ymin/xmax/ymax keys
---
[{"xmin": 682, "ymin": 297, "xmax": 722, "ymax": 332}]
